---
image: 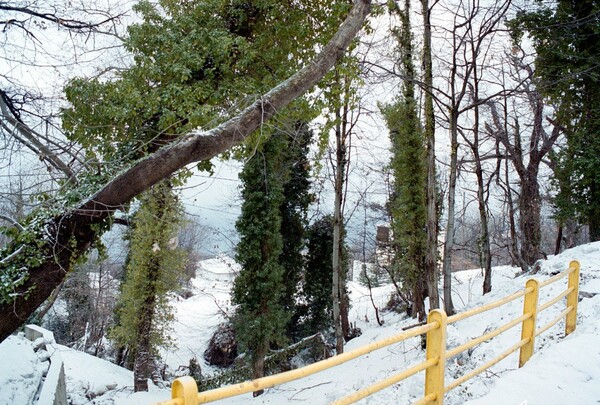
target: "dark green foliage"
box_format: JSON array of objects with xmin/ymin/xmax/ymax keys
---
[
  {"xmin": 511, "ymin": 0, "xmax": 600, "ymax": 240},
  {"xmin": 382, "ymin": 97, "xmax": 427, "ymax": 319},
  {"xmin": 62, "ymin": 0, "xmax": 350, "ymax": 166},
  {"xmin": 234, "ymin": 120, "xmax": 314, "ymax": 365},
  {"xmin": 303, "ymin": 216, "xmax": 335, "ymax": 334},
  {"xmin": 232, "ymin": 133, "xmax": 289, "ymax": 378},
  {"xmin": 279, "ymin": 122, "xmax": 313, "ymax": 340},
  {"xmin": 302, "ymin": 215, "xmax": 349, "ymax": 336}
]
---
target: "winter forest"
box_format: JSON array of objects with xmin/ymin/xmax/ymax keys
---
[{"xmin": 1, "ymin": 0, "xmax": 599, "ymax": 402}]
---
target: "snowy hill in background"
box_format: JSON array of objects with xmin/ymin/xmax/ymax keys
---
[
  {"xmin": 1, "ymin": 243, "xmax": 599, "ymax": 404},
  {"xmin": 161, "ymin": 255, "xmax": 239, "ymax": 372}
]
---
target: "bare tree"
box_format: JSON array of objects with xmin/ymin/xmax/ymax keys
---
[
  {"xmin": 485, "ymin": 50, "xmax": 561, "ymax": 271},
  {"xmin": 328, "ymin": 64, "xmax": 362, "ymax": 354},
  {"xmin": 0, "ymin": 1, "xmax": 127, "ymax": 180},
  {"xmin": 432, "ymin": 0, "xmax": 513, "ymax": 312}
]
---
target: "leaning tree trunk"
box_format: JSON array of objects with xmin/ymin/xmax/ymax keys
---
[{"xmin": 0, "ymin": 0, "xmax": 372, "ymax": 343}]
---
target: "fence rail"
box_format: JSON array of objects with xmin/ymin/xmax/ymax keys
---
[{"xmin": 155, "ymin": 260, "xmax": 580, "ymax": 405}]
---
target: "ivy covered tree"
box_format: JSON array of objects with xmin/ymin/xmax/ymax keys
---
[
  {"xmin": 381, "ymin": 0, "xmax": 428, "ymax": 321},
  {"xmin": 232, "ymin": 133, "xmax": 289, "ymax": 389},
  {"xmin": 279, "ymin": 122, "xmax": 313, "ymax": 340},
  {"xmin": 110, "ymin": 180, "xmax": 185, "ymax": 392},
  {"xmin": 511, "ymin": 0, "xmax": 600, "ymax": 241},
  {"xmin": 303, "ymin": 216, "xmax": 335, "ymax": 335}
]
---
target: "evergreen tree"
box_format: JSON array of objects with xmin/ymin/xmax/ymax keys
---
[
  {"xmin": 381, "ymin": 0, "xmax": 428, "ymax": 321},
  {"xmin": 110, "ymin": 180, "xmax": 185, "ymax": 391},
  {"xmin": 279, "ymin": 122, "xmax": 313, "ymax": 340},
  {"xmin": 303, "ymin": 216, "xmax": 335, "ymax": 335},
  {"xmin": 302, "ymin": 215, "xmax": 350, "ymax": 336},
  {"xmin": 233, "ymin": 134, "xmax": 288, "ymax": 389},
  {"xmin": 511, "ymin": 0, "xmax": 600, "ymax": 241}
]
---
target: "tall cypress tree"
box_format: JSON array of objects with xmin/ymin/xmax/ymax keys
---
[
  {"xmin": 279, "ymin": 122, "xmax": 313, "ymax": 340},
  {"xmin": 381, "ymin": 0, "xmax": 428, "ymax": 321},
  {"xmin": 233, "ymin": 134, "xmax": 288, "ymax": 389}
]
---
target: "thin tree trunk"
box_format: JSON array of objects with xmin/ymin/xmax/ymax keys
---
[
  {"xmin": 332, "ymin": 108, "xmax": 346, "ymax": 355},
  {"xmin": 554, "ymin": 225, "xmax": 563, "ymax": 255},
  {"xmin": 504, "ymin": 157, "xmax": 522, "ymax": 268},
  {"xmin": 442, "ymin": 112, "xmax": 458, "ymax": 315},
  {"xmin": 421, "ymin": 0, "xmax": 439, "ymax": 310},
  {"xmin": 332, "ymin": 197, "xmax": 343, "ymax": 354},
  {"xmin": 32, "ymin": 279, "xmax": 65, "ymax": 323},
  {"xmin": 362, "ymin": 207, "xmax": 382, "ymax": 326},
  {"xmin": 474, "ymin": 152, "xmax": 493, "ymax": 294}
]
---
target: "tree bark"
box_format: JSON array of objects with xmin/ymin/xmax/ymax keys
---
[
  {"xmin": 519, "ymin": 169, "xmax": 543, "ymax": 266},
  {"xmin": 252, "ymin": 344, "xmax": 267, "ymax": 397},
  {"xmin": 474, "ymin": 150, "xmax": 493, "ymax": 294},
  {"xmin": 332, "ymin": 105, "xmax": 346, "ymax": 355},
  {"xmin": 442, "ymin": 111, "xmax": 458, "ymax": 315},
  {"xmin": 0, "ymin": 0, "xmax": 372, "ymax": 343},
  {"xmin": 133, "ymin": 190, "xmax": 164, "ymax": 392}
]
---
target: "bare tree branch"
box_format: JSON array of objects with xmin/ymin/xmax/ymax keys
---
[{"xmin": 0, "ymin": 90, "xmax": 76, "ymax": 182}]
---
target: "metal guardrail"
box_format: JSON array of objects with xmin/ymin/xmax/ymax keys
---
[{"xmin": 155, "ymin": 260, "xmax": 580, "ymax": 405}]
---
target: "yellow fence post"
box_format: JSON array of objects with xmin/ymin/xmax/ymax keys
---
[
  {"xmin": 171, "ymin": 376, "xmax": 198, "ymax": 405},
  {"xmin": 565, "ymin": 260, "xmax": 580, "ymax": 335},
  {"xmin": 519, "ymin": 279, "xmax": 539, "ymax": 367},
  {"xmin": 424, "ymin": 309, "xmax": 447, "ymax": 405}
]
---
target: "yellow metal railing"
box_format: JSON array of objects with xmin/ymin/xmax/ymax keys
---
[{"xmin": 155, "ymin": 260, "xmax": 580, "ymax": 405}]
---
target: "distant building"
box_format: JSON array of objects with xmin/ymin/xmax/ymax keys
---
[
  {"xmin": 376, "ymin": 225, "xmax": 390, "ymax": 245},
  {"xmin": 375, "ymin": 224, "xmax": 392, "ymax": 269}
]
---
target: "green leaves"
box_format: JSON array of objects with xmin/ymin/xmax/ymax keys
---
[{"xmin": 110, "ymin": 181, "xmax": 185, "ymax": 352}]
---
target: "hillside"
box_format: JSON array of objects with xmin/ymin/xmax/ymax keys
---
[{"xmin": 1, "ymin": 243, "xmax": 599, "ymax": 404}]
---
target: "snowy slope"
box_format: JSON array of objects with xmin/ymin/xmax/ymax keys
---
[
  {"xmin": 161, "ymin": 255, "xmax": 238, "ymax": 372},
  {"xmin": 0, "ymin": 334, "xmax": 47, "ymax": 404},
  {"xmin": 1, "ymin": 243, "xmax": 599, "ymax": 405}
]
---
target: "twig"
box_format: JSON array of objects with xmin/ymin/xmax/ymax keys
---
[{"xmin": 289, "ymin": 381, "xmax": 333, "ymax": 400}]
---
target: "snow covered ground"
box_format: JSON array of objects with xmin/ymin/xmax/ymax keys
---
[{"xmin": 1, "ymin": 243, "xmax": 599, "ymax": 405}]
